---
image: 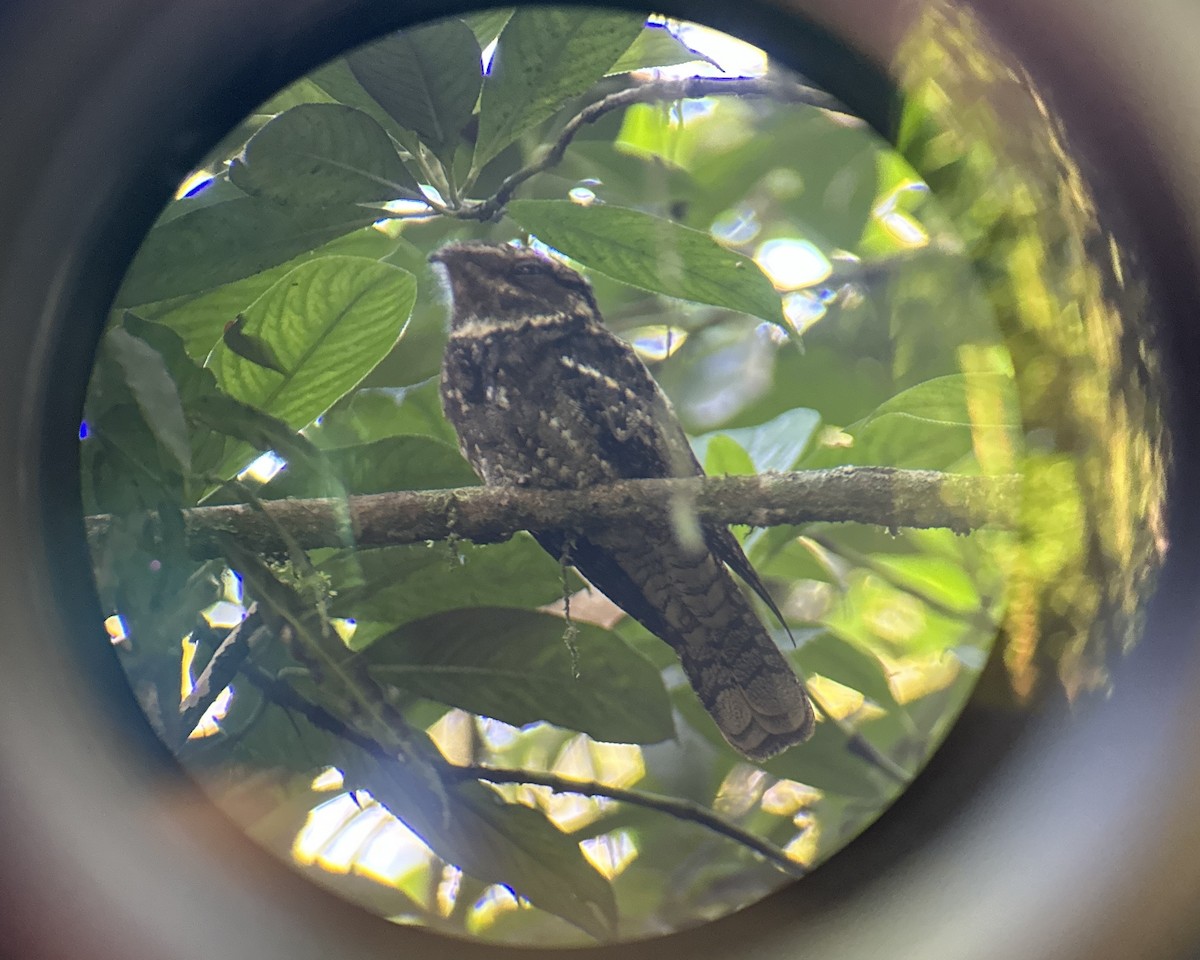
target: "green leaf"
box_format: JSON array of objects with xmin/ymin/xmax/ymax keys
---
[
  {"xmin": 306, "ymin": 380, "xmax": 458, "ymax": 448},
  {"xmin": 323, "ymin": 536, "xmax": 569, "ymax": 631},
  {"xmin": 462, "ymin": 8, "xmax": 512, "ymax": 47},
  {"xmin": 605, "ymin": 23, "xmax": 717, "ymax": 76},
  {"xmin": 308, "ymin": 59, "xmax": 420, "ymax": 155},
  {"xmin": 103, "ymin": 327, "xmax": 192, "ymax": 473},
  {"xmin": 113, "ymin": 313, "xmax": 337, "ymax": 489},
  {"xmin": 229, "ymin": 103, "xmax": 419, "ymax": 204},
  {"xmin": 794, "ymin": 632, "xmax": 900, "ymax": 710},
  {"xmin": 138, "ymin": 226, "xmax": 400, "ymax": 360},
  {"xmin": 700, "ymin": 434, "xmax": 755, "ymax": 476},
  {"xmin": 116, "ymin": 198, "xmax": 378, "ymax": 307},
  {"xmin": 263, "ymin": 435, "xmax": 477, "ymax": 497},
  {"xmin": 360, "ymin": 607, "xmax": 676, "ymax": 745},
  {"xmin": 804, "ymin": 372, "xmax": 1020, "ymax": 470},
  {"xmin": 506, "ymin": 200, "xmax": 782, "ymax": 322},
  {"xmin": 189, "ymin": 392, "xmax": 342, "ymax": 495},
  {"xmin": 349, "ymin": 751, "xmax": 616, "ymax": 939},
  {"xmin": 866, "ymin": 554, "xmax": 982, "ymax": 614},
  {"xmin": 472, "ymin": 9, "xmax": 645, "ymax": 172},
  {"xmin": 347, "ymin": 20, "xmax": 483, "ymax": 164},
  {"xmin": 695, "ymin": 407, "xmax": 822, "ymax": 474},
  {"xmin": 184, "ymin": 701, "xmax": 336, "ymax": 773},
  {"xmin": 758, "ymin": 714, "xmax": 894, "ymax": 799},
  {"xmin": 155, "ymin": 176, "xmax": 246, "ymax": 226},
  {"xmin": 254, "ymin": 77, "xmax": 338, "ymax": 115},
  {"xmin": 207, "ymin": 256, "xmax": 416, "ymax": 431},
  {"xmin": 823, "ymin": 570, "xmax": 979, "ymax": 659}
]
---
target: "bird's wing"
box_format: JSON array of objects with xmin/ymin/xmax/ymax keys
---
[{"xmin": 553, "ymin": 324, "xmax": 792, "ymax": 637}]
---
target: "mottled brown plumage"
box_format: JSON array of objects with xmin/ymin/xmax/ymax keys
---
[{"xmin": 431, "ymin": 241, "xmax": 814, "ymax": 761}]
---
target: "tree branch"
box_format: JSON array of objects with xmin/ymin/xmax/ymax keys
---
[
  {"xmin": 236, "ymin": 662, "xmax": 805, "ymax": 877},
  {"xmin": 444, "ymin": 764, "xmax": 807, "ymax": 878},
  {"xmin": 459, "ymin": 76, "xmax": 843, "ymax": 222},
  {"xmin": 85, "ymin": 468, "xmax": 1019, "ymax": 559}
]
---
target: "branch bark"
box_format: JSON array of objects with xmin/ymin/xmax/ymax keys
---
[
  {"xmin": 86, "ymin": 468, "xmax": 1019, "ymax": 559},
  {"xmin": 455, "ymin": 76, "xmax": 843, "ymax": 221}
]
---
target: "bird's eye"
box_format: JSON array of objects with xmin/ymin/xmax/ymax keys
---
[{"xmin": 510, "ymin": 262, "xmax": 544, "ymax": 278}]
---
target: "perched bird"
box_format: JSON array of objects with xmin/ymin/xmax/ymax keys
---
[{"xmin": 431, "ymin": 241, "xmax": 814, "ymax": 761}]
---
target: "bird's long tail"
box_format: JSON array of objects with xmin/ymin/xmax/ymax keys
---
[{"xmin": 588, "ymin": 531, "xmax": 816, "ymax": 762}]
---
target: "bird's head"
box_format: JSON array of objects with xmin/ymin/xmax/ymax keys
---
[{"xmin": 429, "ymin": 242, "xmax": 599, "ymax": 331}]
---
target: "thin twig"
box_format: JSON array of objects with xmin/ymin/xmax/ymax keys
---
[
  {"xmin": 457, "ymin": 76, "xmax": 843, "ymax": 222},
  {"xmin": 237, "ymin": 664, "xmax": 805, "ymax": 876},
  {"xmin": 85, "ymin": 469, "xmax": 1020, "ymax": 560},
  {"xmin": 446, "ymin": 765, "xmax": 807, "ymax": 878}
]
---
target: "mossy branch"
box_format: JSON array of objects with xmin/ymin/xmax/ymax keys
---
[{"xmin": 86, "ymin": 467, "xmax": 1019, "ymax": 559}]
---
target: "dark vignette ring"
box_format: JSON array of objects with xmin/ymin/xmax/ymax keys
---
[{"xmin": 0, "ymin": 0, "xmax": 1199, "ymax": 958}]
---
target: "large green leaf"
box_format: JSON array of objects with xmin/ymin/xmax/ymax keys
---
[
  {"xmin": 822, "ymin": 571, "xmax": 977, "ymax": 658},
  {"xmin": 360, "ymin": 607, "xmax": 676, "ymax": 745},
  {"xmin": 263, "ymin": 434, "xmax": 477, "ymax": 498},
  {"xmin": 115, "ymin": 198, "xmax": 379, "ymax": 307},
  {"xmin": 114, "ymin": 313, "xmax": 330, "ymax": 481},
  {"xmin": 206, "ymin": 256, "xmax": 415, "ymax": 431},
  {"xmin": 471, "ymin": 9, "xmax": 645, "ymax": 173},
  {"xmin": 137, "ymin": 226, "xmax": 402, "ymax": 360},
  {"xmin": 865, "ymin": 553, "xmax": 983, "ymax": 615},
  {"xmin": 229, "ymin": 103, "xmax": 419, "ymax": 204},
  {"xmin": 461, "ymin": 8, "xmax": 512, "ymax": 47},
  {"xmin": 323, "ymin": 536, "xmax": 567, "ymax": 630},
  {"xmin": 347, "ymin": 19, "xmax": 483, "ymax": 165},
  {"xmin": 346, "ymin": 749, "xmax": 616, "ymax": 939},
  {"xmin": 798, "ymin": 372, "xmax": 1020, "ymax": 470},
  {"xmin": 507, "ymin": 200, "xmax": 782, "ymax": 322},
  {"xmin": 309, "ymin": 59, "xmax": 421, "ymax": 155},
  {"xmin": 183, "ymin": 700, "xmax": 336, "ymax": 774},
  {"xmin": 155, "ymin": 176, "xmax": 246, "ymax": 226}
]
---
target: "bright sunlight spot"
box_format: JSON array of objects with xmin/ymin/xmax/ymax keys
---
[
  {"xmin": 783, "ymin": 291, "xmax": 829, "ymax": 333},
  {"xmin": 469, "ymin": 884, "xmax": 526, "ymax": 934},
  {"xmin": 755, "ymin": 238, "xmax": 833, "ymax": 290},
  {"xmin": 238, "ymin": 450, "xmax": 287, "ymax": 484},
  {"xmin": 580, "ymin": 830, "xmax": 639, "ymax": 880},
  {"xmin": 662, "ymin": 22, "xmax": 767, "ymax": 78},
  {"xmin": 104, "ymin": 614, "xmax": 128, "ymax": 644},
  {"xmin": 294, "ymin": 792, "xmax": 436, "ymax": 886},
  {"xmin": 627, "ymin": 325, "xmax": 689, "ymax": 361},
  {"xmin": 174, "ymin": 170, "xmax": 214, "ymax": 199},
  {"xmin": 760, "ymin": 779, "xmax": 822, "ymax": 816},
  {"xmin": 311, "ymin": 767, "xmax": 345, "ymax": 792},
  {"xmin": 180, "ymin": 636, "xmax": 232, "ymax": 739}
]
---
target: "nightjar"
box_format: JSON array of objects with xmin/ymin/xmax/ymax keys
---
[{"xmin": 431, "ymin": 241, "xmax": 815, "ymax": 761}]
